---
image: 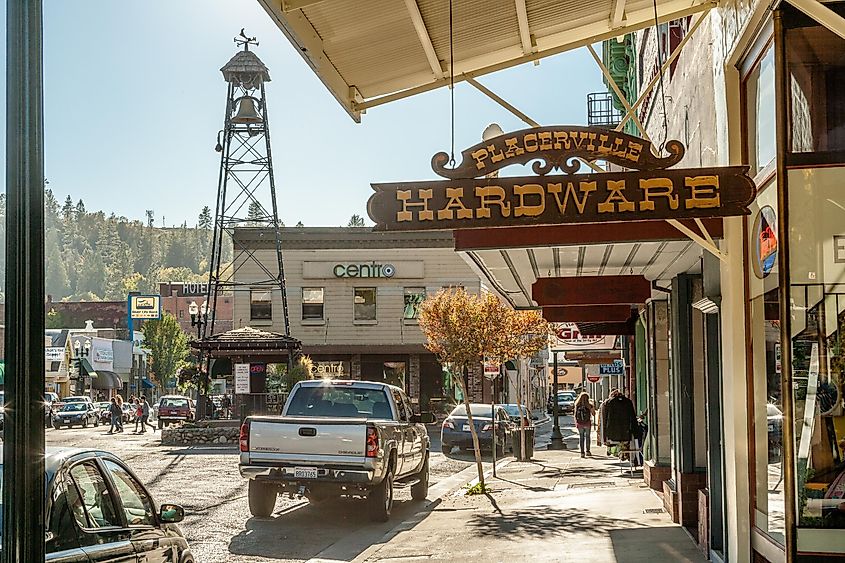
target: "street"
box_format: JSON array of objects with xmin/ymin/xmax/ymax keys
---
[{"xmin": 46, "ymin": 417, "xmax": 560, "ymax": 562}]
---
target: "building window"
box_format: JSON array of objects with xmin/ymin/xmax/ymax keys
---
[
  {"xmin": 743, "ymin": 43, "xmax": 776, "ymax": 176},
  {"xmin": 302, "ymin": 287, "xmax": 324, "ymax": 320},
  {"xmin": 403, "ymin": 287, "xmax": 425, "ymax": 319},
  {"xmin": 354, "ymin": 288, "xmax": 376, "ymax": 321},
  {"xmin": 250, "ymin": 290, "xmax": 272, "ymax": 321}
]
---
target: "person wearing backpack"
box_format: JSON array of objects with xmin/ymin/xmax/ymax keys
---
[{"xmin": 574, "ymin": 392, "xmax": 596, "ymax": 458}]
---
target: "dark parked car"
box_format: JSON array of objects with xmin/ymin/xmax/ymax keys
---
[
  {"xmin": 548, "ymin": 391, "xmax": 576, "ymax": 414},
  {"xmin": 441, "ymin": 403, "xmax": 513, "ymax": 455},
  {"xmin": 96, "ymin": 401, "xmax": 113, "ymax": 424},
  {"xmin": 26, "ymin": 447, "xmax": 194, "ymax": 562},
  {"xmin": 497, "ymin": 403, "xmax": 533, "ymax": 424},
  {"xmin": 53, "ymin": 402, "xmax": 100, "ymax": 429}
]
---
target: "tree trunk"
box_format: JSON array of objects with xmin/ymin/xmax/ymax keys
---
[{"xmin": 455, "ymin": 366, "xmax": 484, "ymax": 488}]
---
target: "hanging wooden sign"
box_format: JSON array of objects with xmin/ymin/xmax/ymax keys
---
[{"xmin": 367, "ymin": 126, "xmax": 755, "ymax": 232}]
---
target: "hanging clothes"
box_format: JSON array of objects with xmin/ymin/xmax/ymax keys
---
[{"xmin": 602, "ymin": 394, "xmax": 637, "ymax": 443}]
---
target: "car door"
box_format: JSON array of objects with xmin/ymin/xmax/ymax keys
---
[
  {"xmin": 390, "ymin": 389, "xmax": 410, "ymax": 476},
  {"xmin": 102, "ymin": 458, "xmax": 176, "ymax": 563},
  {"xmin": 67, "ymin": 460, "xmax": 138, "ymax": 562},
  {"xmin": 401, "ymin": 393, "xmax": 424, "ymax": 471},
  {"xmin": 45, "ymin": 468, "xmax": 89, "ymax": 563}
]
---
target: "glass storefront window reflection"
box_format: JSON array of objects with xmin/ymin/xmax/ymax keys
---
[
  {"xmin": 787, "ymin": 167, "xmax": 845, "ymax": 530},
  {"xmin": 744, "ymin": 45, "xmax": 776, "ymax": 175},
  {"xmin": 748, "ymin": 181, "xmax": 785, "ymax": 542}
]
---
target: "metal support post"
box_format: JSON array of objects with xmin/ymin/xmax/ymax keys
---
[
  {"xmin": 3, "ymin": 0, "xmax": 46, "ymax": 561},
  {"xmin": 549, "ymin": 351, "xmax": 565, "ymax": 449}
]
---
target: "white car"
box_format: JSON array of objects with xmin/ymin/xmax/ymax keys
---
[{"xmin": 61, "ymin": 395, "xmax": 94, "ymax": 404}]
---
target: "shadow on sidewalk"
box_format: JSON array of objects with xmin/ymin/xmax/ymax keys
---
[
  {"xmin": 609, "ymin": 527, "xmax": 707, "ymax": 562},
  {"xmin": 467, "ymin": 506, "xmax": 640, "ymax": 539}
]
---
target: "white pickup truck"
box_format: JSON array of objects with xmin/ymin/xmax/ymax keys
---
[{"xmin": 239, "ymin": 380, "xmax": 434, "ymax": 521}]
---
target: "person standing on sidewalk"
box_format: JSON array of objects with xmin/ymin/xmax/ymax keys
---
[{"xmin": 575, "ymin": 392, "xmax": 596, "ymax": 458}]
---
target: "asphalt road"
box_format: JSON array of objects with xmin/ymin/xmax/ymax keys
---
[{"xmin": 43, "ymin": 417, "xmax": 569, "ymax": 562}]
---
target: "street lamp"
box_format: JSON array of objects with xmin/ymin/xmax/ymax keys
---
[
  {"xmin": 189, "ymin": 301, "xmax": 211, "ymax": 418},
  {"xmin": 73, "ymin": 339, "xmax": 91, "ymax": 396}
]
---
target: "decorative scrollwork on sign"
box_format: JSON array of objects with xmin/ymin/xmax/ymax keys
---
[{"xmin": 431, "ymin": 125, "xmax": 686, "ymax": 179}]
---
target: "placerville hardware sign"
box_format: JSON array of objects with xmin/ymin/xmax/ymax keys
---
[{"xmin": 367, "ymin": 126, "xmax": 755, "ymax": 231}]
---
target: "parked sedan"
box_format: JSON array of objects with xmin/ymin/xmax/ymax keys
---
[
  {"xmin": 31, "ymin": 447, "xmax": 194, "ymax": 562},
  {"xmin": 548, "ymin": 391, "xmax": 577, "ymax": 414},
  {"xmin": 441, "ymin": 403, "xmax": 512, "ymax": 455},
  {"xmin": 52, "ymin": 402, "xmax": 100, "ymax": 429},
  {"xmin": 497, "ymin": 403, "xmax": 533, "ymax": 424}
]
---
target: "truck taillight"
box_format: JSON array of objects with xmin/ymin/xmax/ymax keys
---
[
  {"xmin": 366, "ymin": 426, "xmax": 379, "ymax": 458},
  {"xmin": 239, "ymin": 420, "xmax": 250, "ymax": 452}
]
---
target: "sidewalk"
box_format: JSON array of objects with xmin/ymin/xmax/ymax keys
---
[{"xmin": 357, "ymin": 446, "xmax": 707, "ymax": 562}]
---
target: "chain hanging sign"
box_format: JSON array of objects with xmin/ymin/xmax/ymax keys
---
[{"xmin": 367, "ymin": 126, "xmax": 755, "ymax": 231}]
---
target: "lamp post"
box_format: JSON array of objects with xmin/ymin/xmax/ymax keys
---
[
  {"xmin": 549, "ymin": 350, "xmax": 565, "ymax": 449},
  {"xmin": 190, "ymin": 301, "xmax": 210, "ymax": 418},
  {"xmin": 73, "ymin": 340, "xmax": 91, "ymax": 396}
]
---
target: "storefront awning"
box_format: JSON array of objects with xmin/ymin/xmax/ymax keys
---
[
  {"xmin": 79, "ymin": 357, "xmax": 97, "ymax": 379},
  {"xmin": 91, "ymin": 370, "xmax": 122, "ymax": 390},
  {"xmin": 258, "ymin": 0, "xmax": 713, "ymax": 120}
]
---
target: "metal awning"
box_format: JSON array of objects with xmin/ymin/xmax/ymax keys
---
[
  {"xmin": 91, "ymin": 370, "xmax": 123, "ymax": 390},
  {"xmin": 258, "ymin": 0, "xmax": 714, "ymax": 121}
]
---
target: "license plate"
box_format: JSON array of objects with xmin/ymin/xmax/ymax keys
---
[
  {"xmin": 294, "ymin": 467, "xmax": 318, "ymax": 479},
  {"xmin": 462, "ymin": 424, "xmax": 471, "ymax": 432}
]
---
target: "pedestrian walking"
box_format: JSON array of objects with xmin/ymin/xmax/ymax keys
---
[
  {"xmin": 133, "ymin": 399, "xmax": 143, "ymax": 433},
  {"xmin": 140, "ymin": 396, "xmax": 156, "ymax": 432},
  {"xmin": 107, "ymin": 398, "xmax": 122, "ymax": 434},
  {"xmin": 575, "ymin": 392, "xmax": 596, "ymax": 458},
  {"xmin": 221, "ymin": 394, "xmax": 231, "ymax": 419},
  {"xmin": 114, "ymin": 394, "xmax": 125, "ymax": 432}
]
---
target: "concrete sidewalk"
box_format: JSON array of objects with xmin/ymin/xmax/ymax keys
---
[{"xmin": 357, "ymin": 448, "xmax": 707, "ymax": 563}]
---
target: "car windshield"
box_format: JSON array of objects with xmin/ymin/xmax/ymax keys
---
[
  {"xmin": 64, "ymin": 397, "xmax": 86, "ymax": 403},
  {"xmin": 450, "ymin": 404, "xmax": 495, "ymax": 418},
  {"xmin": 498, "ymin": 405, "xmax": 525, "ymax": 417},
  {"xmin": 60, "ymin": 403, "xmax": 86, "ymax": 412},
  {"xmin": 287, "ymin": 385, "xmax": 391, "ymax": 418},
  {"xmin": 160, "ymin": 398, "xmax": 189, "ymax": 408}
]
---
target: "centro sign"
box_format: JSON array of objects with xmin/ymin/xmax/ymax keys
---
[{"xmin": 333, "ymin": 262, "xmax": 395, "ymax": 278}]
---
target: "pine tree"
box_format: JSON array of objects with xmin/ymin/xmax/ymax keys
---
[
  {"xmin": 146, "ymin": 210, "xmax": 155, "ymax": 228},
  {"xmin": 75, "ymin": 199, "xmax": 86, "ymax": 217},
  {"xmin": 198, "ymin": 206, "xmax": 212, "ymax": 230},
  {"xmin": 295, "ymin": 221, "xmax": 304, "ymax": 227},
  {"xmin": 347, "ymin": 214, "xmax": 366, "ymax": 227},
  {"xmin": 45, "ymin": 229, "xmax": 70, "ymax": 299},
  {"xmin": 61, "ymin": 195, "xmax": 74, "ymax": 222},
  {"xmin": 247, "ymin": 200, "xmax": 264, "ymax": 226}
]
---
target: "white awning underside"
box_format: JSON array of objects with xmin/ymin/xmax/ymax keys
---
[{"xmin": 258, "ymin": 0, "xmax": 714, "ymax": 120}]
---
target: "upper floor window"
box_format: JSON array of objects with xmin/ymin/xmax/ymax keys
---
[
  {"xmin": 302, "ymin": 287, "xmax": 324, "ymax": 321},
  {"xmin": 250, "ymin": 290, "xmax": 272, "ymax": 321},
  {"xmin": 354, "ymin": 288, "xmax": 377, "ymax": 321},
  {"xmin": 743, "ymin": 44, "xmax": 776, "ymax": 175},
  {"xmin": 403, "ymin": 287, "xmax": 425, "ymax": 320}
]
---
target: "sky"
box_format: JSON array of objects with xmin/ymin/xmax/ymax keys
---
[{"xmin": 4, "ymin": 0, "xmax": 605, "ymax": 227}]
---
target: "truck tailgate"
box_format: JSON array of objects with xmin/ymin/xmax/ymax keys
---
[{"xmin": 248, "ymin": 417, "xmax": 368, "ymax": 463}]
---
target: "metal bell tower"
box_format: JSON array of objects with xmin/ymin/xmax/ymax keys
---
[{"xmin": 204, "ymin": 31, "xmax": 291, "ymax": 338}]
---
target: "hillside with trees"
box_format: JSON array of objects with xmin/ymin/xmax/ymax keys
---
[{"xmin": 0, "ymin": 190, "xmax": 232, "ymax": 301}]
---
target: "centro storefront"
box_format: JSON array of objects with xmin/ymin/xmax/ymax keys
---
[{"xmin": 232, "ymin": 227, "xmax": 484, "ymax": 408}]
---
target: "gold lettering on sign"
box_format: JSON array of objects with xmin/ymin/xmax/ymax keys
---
[
  {"xmin": 397, "ymin": 189, "xmax": 434, "ymax": 222},
  {"xmin": 504, "ymin": 137, "xmax": 524, "ymax": 158},
  {"xmin": 437, "ymin": 188, "xmax": 474, "ymax": 220},
  {"xmin": 684, "ymin": 176, "xmax": 721, "ymax": 209},
  {"xmin": 488, "ymin": 144, "xmax": 505, "ymax": 164},
  {"xmin": 548, "ymin": 182, "xmax": 596, "ymax": 215},
  {"xmin": 524, "ymin": 133, "xmax": 539, "ymax": 152},
  {"xmin": 471, "ymin": 148, "xmax": 489, "ymax": 170},
  {"xmin": 553, "ymin": 131, "xmax": 569, "ymax": 150},
  {"xmin": 475, "ymin": 186, "xmax": 511, "ymax": 218},
  {"xmin": 598, "ymin": 180, "xmax": 635, "ymax": 213},
  {"xmin": 596, "ymin": 134, "xmax": 614, "ymax": 156},
  {"xmin": 638, "ymin": 178, "xmax": 678, "ymax": 211},
  {"xmin": 627, "ymin": 142, "xmax": 643, "ymax": 162},
  {"xmin": 538, "ymin": 131, "xmax": 554, "ymax": 151},
  {"xmin": 514, "ymin": 184, "xmax": 546, "ymax": 217}
]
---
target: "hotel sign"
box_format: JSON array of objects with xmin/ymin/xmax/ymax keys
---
[{"xmin": 367, "ymin": 126, "xmax": 755, "ymax": 231}]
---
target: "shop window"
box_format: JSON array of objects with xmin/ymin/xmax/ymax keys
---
[
  {"xmin": 354, "ymin": 288, "xmax": 376, "ymax": 321},
  {"xmin": 403, "ymin": 287, "xmax": 425, "ymax": 320},
  {"xmin": 302, "ymin": 287, "xmax": 324, "ymax": 321},
  {"xmin": 747, "ymin": 181, "xmax": 785, "ymax": 544},
  {"xmin": 785, "ymin": 9, "xmax": 845, "ymax": 160},
  {"xmin": 786, "ymin": 167, "xmax": 845, "ymax": 532},
  {"xmin": 250, "ymin": 290, "xmax": 272, "ymax": 321},
  {"xmin": 743, "ymin": 44, "xmax": 776, "ymax": 175}
]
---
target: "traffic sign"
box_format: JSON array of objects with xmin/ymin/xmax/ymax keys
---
[
  {"xmin": 598, "ymin": 360, "xmax": 625, "ymax": 376},
  {"xmin": 586, "ymin": 374, "xmax": 601, "ymax": 383}
]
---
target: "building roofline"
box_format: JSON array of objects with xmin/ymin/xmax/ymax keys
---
[{"xmin": 234, "ymin": 227, "xmax": 456, "ymax": 250}]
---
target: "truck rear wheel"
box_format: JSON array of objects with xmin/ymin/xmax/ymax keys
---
[
  {"xmin": 411, "ymin": 454, "xmax": 429, "ymax": 501},
  {"xmin": 368, "ymin": 469, "xmax": 394, "ymax": 522},
  {"xmin": 248, "ymin": 481, "xmax": 277, "ymax": 518}
]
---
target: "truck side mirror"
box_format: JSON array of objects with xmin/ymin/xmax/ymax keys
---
[{"xmin": 412, "ymin": 412, "xmax": 435, "ymax": 424}]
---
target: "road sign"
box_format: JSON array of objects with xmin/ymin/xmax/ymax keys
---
[
  {"xmin": 129, "ymin": 294, "xmax": 161, "ymax": 320},
  {"xmin": 586, "ymin": 374, "xmax": 601, "ymax": 383},
  {"xmin": 483, "ymin": 362, "xmax": 500, "ymax": 380}
]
